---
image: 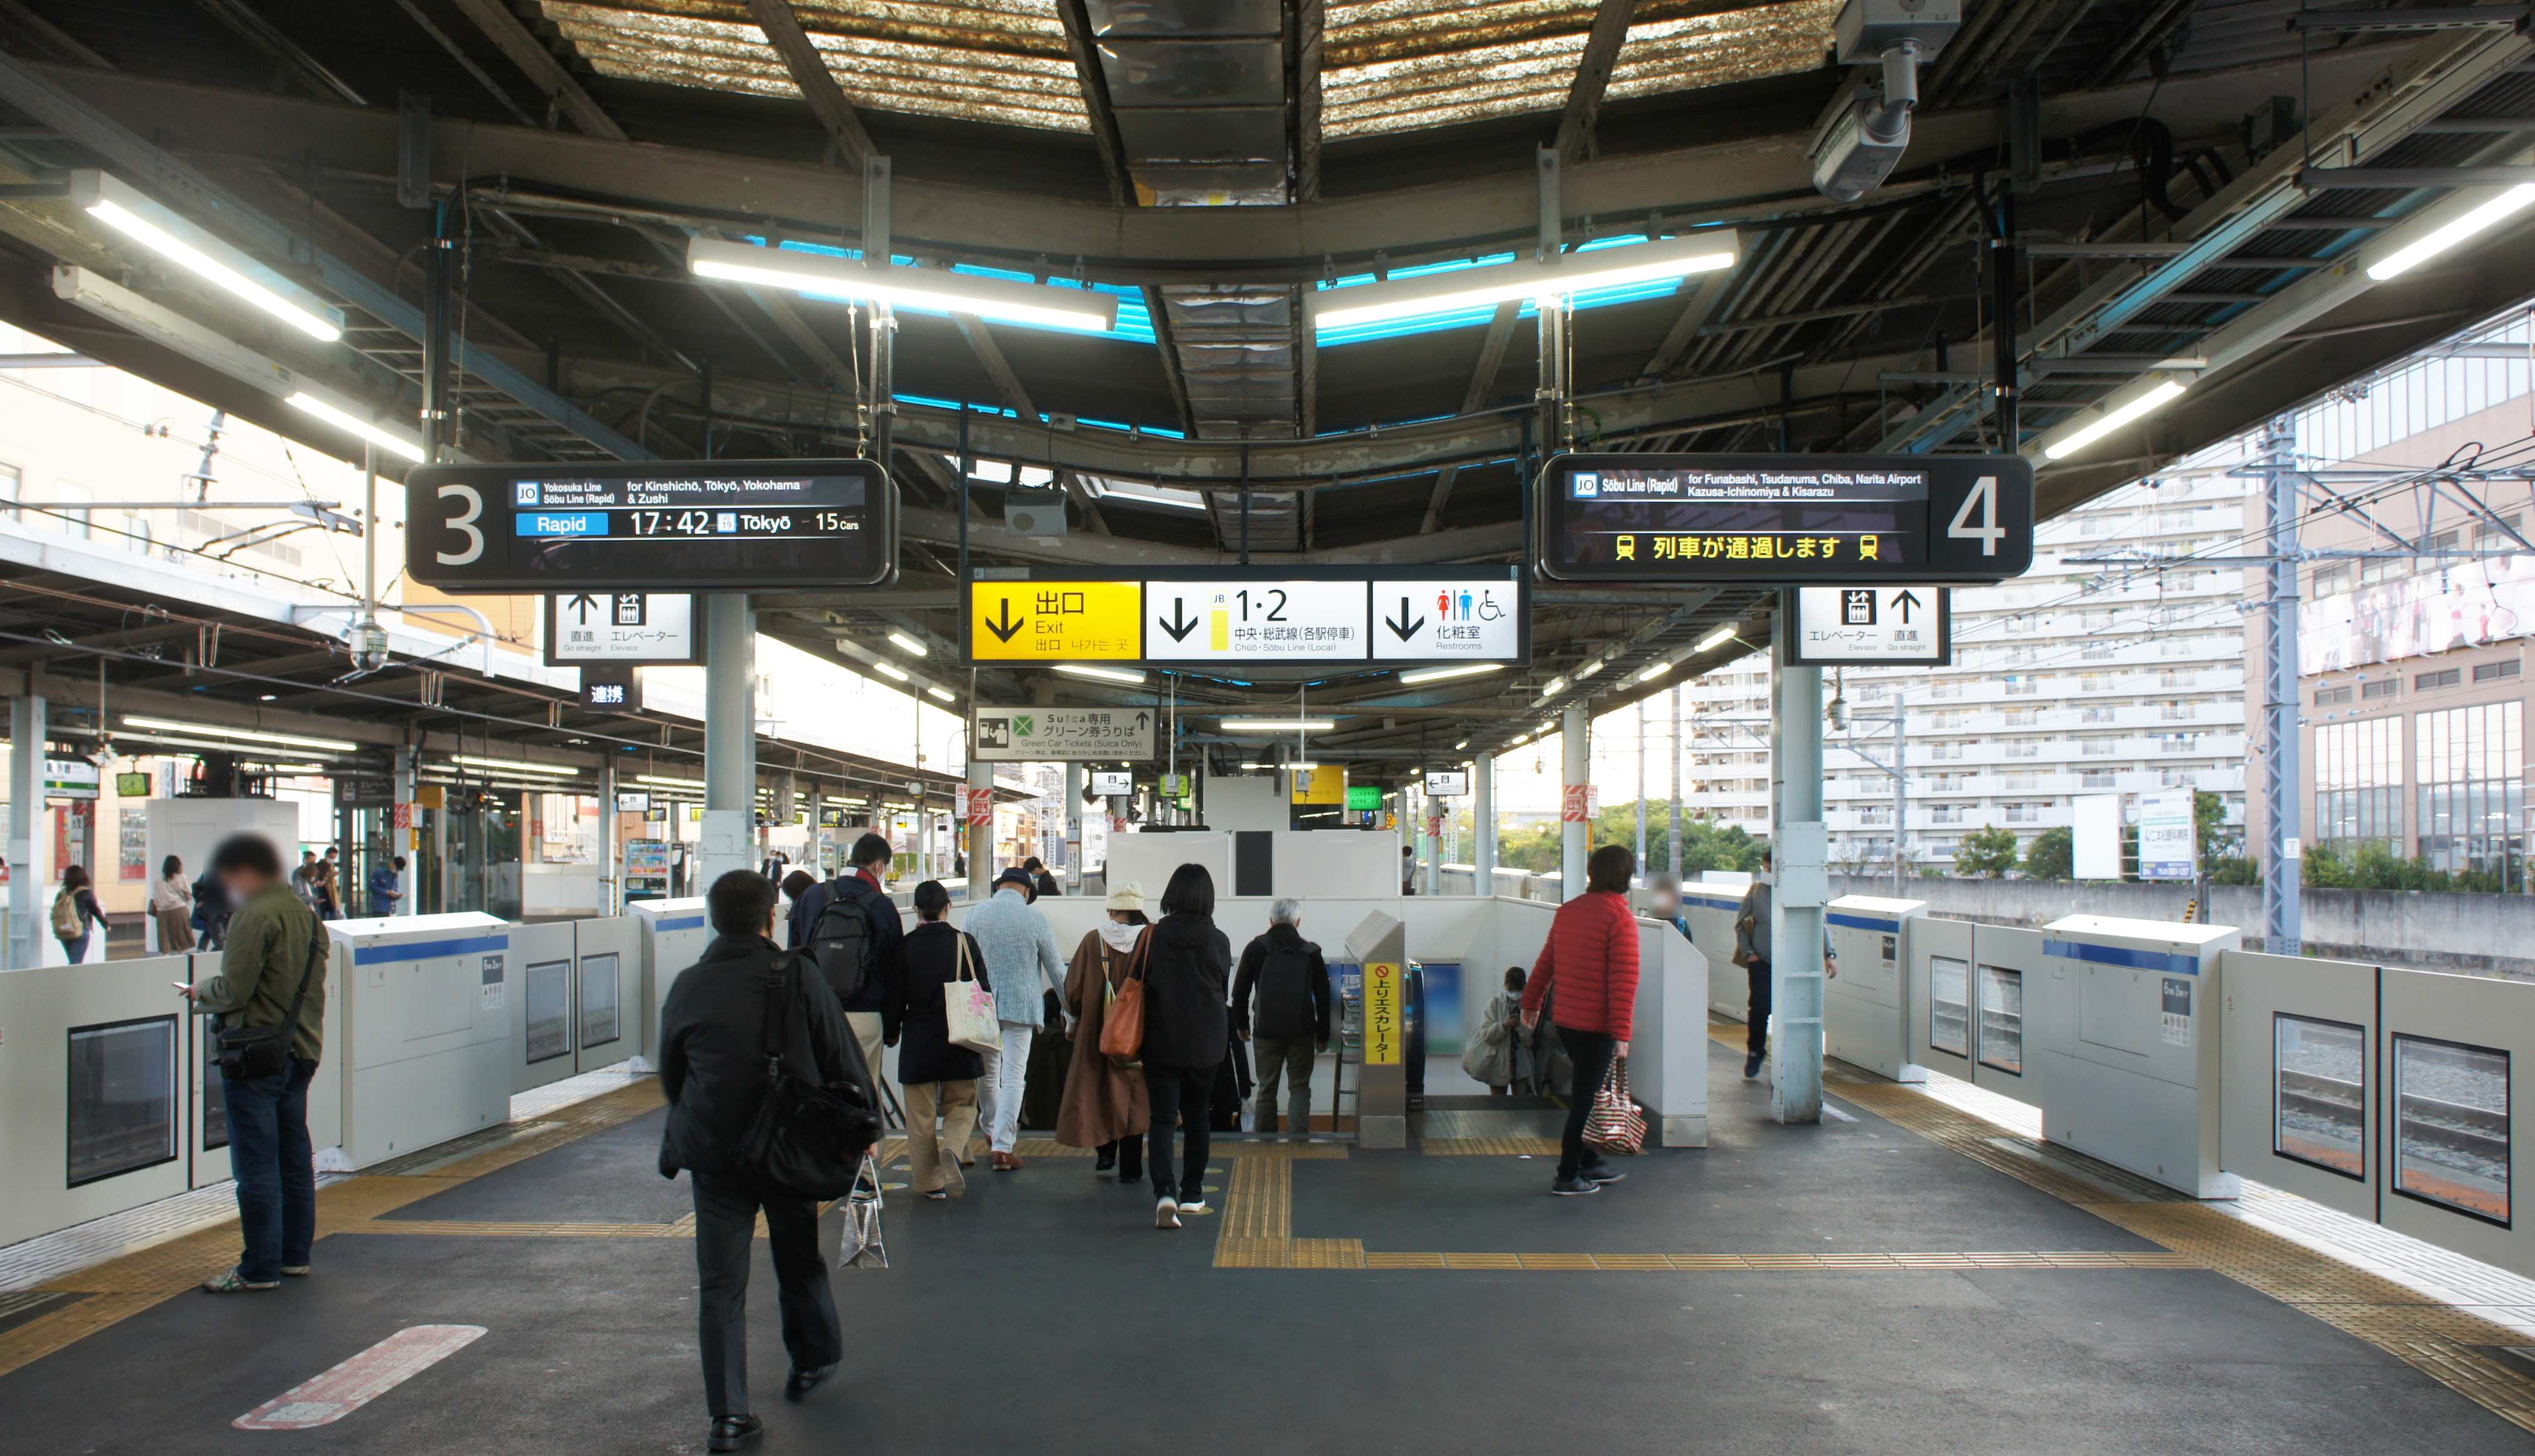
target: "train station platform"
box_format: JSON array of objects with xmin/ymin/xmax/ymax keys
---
[{"xmin": 4, "ymin": 1030, "xmax": 2532, "ymax": 1455}]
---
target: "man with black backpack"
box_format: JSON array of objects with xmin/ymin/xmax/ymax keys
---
[
  {"xmin": 1231, "ymin": 897, "xmax": 1332, "ymax": 1137},
  {"xmin": 660, "ymin": 870, "xmax": 872, "ymax": 1453},
  {"xmin": 178, "ymin": 833, "xmax": 323, "ymax": 1293},
  {"xmin": 789, "ymin": 831, "xmax": 905, "ymax": 1085}
]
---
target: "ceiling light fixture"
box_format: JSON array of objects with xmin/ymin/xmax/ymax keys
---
[
  {"xmin": 1309, "ymin": 231, "xmax": 1741, "ymax": 331},
  {"xmin": 283, "ymin": 392, "xmax": 425, "ymax": 463},
  {"xmin": 2041, "ymin": 378, "xmax": 2189, "ymax": 461},
  {"xmin": 1241, "ymin": 760, "xmax": 1319, "ymax": 770},
  {"xmin": 72, "ymin": 171, "xmax": 345, "ymax": 341},
  {"xmin": 925, "ymin": 685, "xmax": 955, "ymax": 703},
  {"xmin": 873, "ymin": 661, "xmax": 910, "ymax": 681},
  {"xmin": 1636, "ymin": 661, "xmax": 1674, "ymax": 683},
  {"xmin": 2367, "ymin": 184, "xmax": 2535, "ymax": 281},
  {"xmin": 636, "ymin": 773, "xmax": 705, "ymax": 789},
  {"xmin": 1219, "ymin": 717, "xmax": 1335, "ymax": 733},
  {"xmin": 122, "ymin": 715, "xmax": 356, "ymax": 753},
  {"xmin": 1053, "ymin": 663, "xmax": 1146, "ymax": 685},
  {"xmin": 1539, "ymin": 676, "xmax": 1570, "ymax": 696},
  {"xmin": 1695, "ymin": 625, "xmax": 1740, "ymax": 652},
  {"xmin": 451, "ymin": 754, "xmax": 580, "ymax": 776},
  {"xmin": 886, "ymin": 631, "xmax": 929, "ymax": 657},
  {"xmin": 1398, "ymin": 663, "xmax": 1505, "ymax": 686},
  {"xmin": 688, "ymin": 237, "xmax": 1119, "ymax": 333}
]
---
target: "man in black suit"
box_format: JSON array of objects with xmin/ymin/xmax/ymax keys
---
[{"xmin": 659, "ymin": 870, "xmax": 871, "ymax": 1453}]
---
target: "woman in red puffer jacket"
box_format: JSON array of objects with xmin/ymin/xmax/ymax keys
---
[{"xmin": 1521, "ymin": 843, "xmax": 1640, "ymax": 1196}]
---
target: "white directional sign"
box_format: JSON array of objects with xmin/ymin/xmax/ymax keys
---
[
  {"xmin": 545, "ymin": 592, "xmax": 699, "ymax": 665},
  {"xmin": 971, "ymin": 705, "xmax": 1159, "ymax": 761},
  {"xmin": 1371, "ymin": 579, "xmax": 1523, "ymax": 661},
  {"xmin": 1146, "ymin": 580, "xmax": 1367, "ymax": 660},
  {"xmin": 1786, "ymin": 586, "xmax": 1952, "ymax": 666}
]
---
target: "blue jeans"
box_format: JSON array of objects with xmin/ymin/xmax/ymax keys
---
[
  {"xmin": 224, "ymin": 1057, "xmax": 318, "ymax": 1282},
  {"xmin": 58, "ymin": 931, "xmax": 88, "ymax": 963}
]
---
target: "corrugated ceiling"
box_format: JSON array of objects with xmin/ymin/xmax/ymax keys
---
[{"xmin": 537, "ymin": 0, "xmax": 1835, "ymax": 138}]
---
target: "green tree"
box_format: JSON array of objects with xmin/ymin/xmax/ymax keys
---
[
  {"xmin": 1956, "ymin": 824, "xmax": 2020, "ymax": 878},
  {"xmin": 2022, "ymin": 825, "xmax": 2074, "ymax": 881},
  {"xmin": 2192, "ymin": 790, "xmax": 2242, "ymax": 880}
]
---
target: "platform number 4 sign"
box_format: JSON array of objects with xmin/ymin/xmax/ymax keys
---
[{"xmin": 1947, "ymin": 475, "xmax": 2005, "ymax": 556}]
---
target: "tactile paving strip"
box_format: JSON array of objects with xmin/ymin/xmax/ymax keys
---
[
  {"xmin": 1420, "ymin": 1138, "xmax": 1563, "ymax": 1156},
  {"xmin": 1358, "ymin": 1250, "xmax": 2202, "ymax": 1271}
]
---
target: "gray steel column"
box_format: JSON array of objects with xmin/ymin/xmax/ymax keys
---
[
  {"xmin": 700, "ymin": 593, "xmax": 756, "ymax": 890},
  {"xmin": 1892, "ymin": 691, "xmax": 1908, "ymax": 896},
  {"xmin": 967, "ymin": 758, "xmax": 992, "ymax": 901},
  {"xmin": 394, "ymin": 745, "xmax": 416, "ymax": 915},
  {"xmin": 599, "ymin": 758, "xmax": 618, "ymax": 914},
  {"xmin": 2261, "ymin": 420, "xmax": 2304, "ymax": 954},
  {"xmin": 1771, "ymin": 608, "xmax": 1826, "ymax": 1124},
  {"xmin": 1668, "ymin": 687, "xmax": 1682, "ymax": 877},
  {"xmin": 9, "ymin": 693, "xmax": 40, "ymax": 967},
  {"xmin": 1634, "ymin": 698, "xmax": 1647, "ymax": 875},
  {"xmin": 1474, "ymin": 751, "xmax": 1496, "ymax": 895},
  {"xmin": 1064, "ymin": 761, "xmax": 1082, "ymax": 891},
  {"xmin": 1560, "ymin": 706, "xmax": 1588, "ymax": 898}
]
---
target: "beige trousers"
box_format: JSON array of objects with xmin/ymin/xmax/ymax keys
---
[{"xmin": 903, "ymin": 1079, "xmax": 979, "ymax": 1195}]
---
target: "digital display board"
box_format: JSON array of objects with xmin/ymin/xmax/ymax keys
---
[
  {"xmin": 1537, "ymin": 453, "xmax": 2030, "ymax": 585},
  {"xmin": 408, "ymin": 458, "xmax": 894, "ymax": 593}
]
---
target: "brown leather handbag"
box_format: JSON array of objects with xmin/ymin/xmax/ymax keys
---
[{"xmin": 1099, "ymin": 930, "xmax": 1151, "ymax": 1066}]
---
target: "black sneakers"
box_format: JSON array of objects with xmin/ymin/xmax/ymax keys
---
[
  {"xmin": 1744, "ymin": 1052, "xmax": 1765, "ymax": 1079},
  {"xmin": 1551, "ymin": 1175, "xmax": 1602, "ymax": 1195},
  {"xmin": 1581, "ymin": 1163, "xmax": 1627, "ymax": 1184}
]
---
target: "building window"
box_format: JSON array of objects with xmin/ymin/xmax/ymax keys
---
[
  {"xmin": 1929, "ymin": 741, "xmax": 1967, "ymax": 761},
  {"xmin": 2416, "ymin": 701, "xmax": 2523, "ymax": 890},
  {"xmin": 2417, "ymin": 667, "xmax": 2462, "ymax": 690},
  {"xmin": 2160, "ymin": 669, "xmax": 2197, "ymax": 688},
  {"xmin": 2003, "ymin": 802, "xmax": 2040, "ymax": 824},
  {"xmin": 1998, "ymin": 676, "xmax": 2035, "ymax": 696},
  {"xmin": 2474, "ymin": 660, "xmax": 2520, "ymax": 683},
  {"xmin": 2362, "ymin": 678, "xmax": 2399, "ymax": 701},
  {"xmin": 2082, "ymin": 706, "xmax": 2118, "ymax": 723},
  {"xmin": 1928, "ymin": 805, "xmax": 1964, "ymax": 825},
  {"xmin": 2083, "ymin": 738, "xmax": 2120, "ymax": 756},
  {"xmin": 2082, "ymin": 770, "xmax": 2118, "ymax": 788},
  {"xmin": 2002, "ymin": 709, "xmax": 2039, "ymax": 727},
  {"xmin": 2317, "ymin": 716, "xmax": 2402, "ymax": 848},
  {"xmin": 2081, "ymin": 643, "xmax": 2117, "ymax": 661},
  {"xmin": 2159, "ymin": 733, "xmax": 2203, "ymax": 753},
  {"xmin": 2006, "ymin": 741, "xmax": 2040, "ymax": 758},
  {"xmin": 2316, "ymin": 685, "xmax": 2354, "ymax": 707}
]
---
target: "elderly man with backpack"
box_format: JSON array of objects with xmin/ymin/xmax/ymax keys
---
[
  {"xmin": 789, "ymin": 832, "xmax": 906, "ymax": 1087},
  {"xmin": 1231, "ymin": 897, "xmax": 1331, "ymax": 1137}
]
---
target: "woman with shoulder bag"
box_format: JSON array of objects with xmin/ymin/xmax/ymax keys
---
[
  {"xmin": 1056, "ymin": 881, "xmax": 1153, "ymax": 1183},
  {"xmin": 1136, "ymin": 864, "xmax": 1233, "ymax": 1229},
  {"xmin": 1520, "ymin": 844, "xmax": 1642, "ymax": 1197},
  {"xmin": 890, "ymin": 880, "xmax": 992, "ymax": 1200}
]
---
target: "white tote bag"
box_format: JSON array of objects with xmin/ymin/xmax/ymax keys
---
[{"xmin": 945, "ymin": 934, "xmax": 1003, "ymax": 1055}]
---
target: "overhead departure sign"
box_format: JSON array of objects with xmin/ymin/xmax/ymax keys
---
[
  {"xmin": 1785, "ymin": 586, "xmax": 1953, "ymax": 665},
  {"xmin": 1537, "ymin": 452, "xmax": 2030, "ymax": 585},
  {"xmin": 961, "ymin": 568, "xmax": 1528, "ymax": 667},
  {"xmin": 408, "ymin": 458, "xmax": 895, "ymax": 593}
]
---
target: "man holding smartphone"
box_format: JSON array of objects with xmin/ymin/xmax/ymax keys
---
[{"xmin": 178, "ymin": 833, "xmax": 324, "ymax": 1293}]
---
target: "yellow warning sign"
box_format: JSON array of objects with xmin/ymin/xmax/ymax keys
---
[
  {"xmin": 1363, "ymin": 961, "xmax": 1401, "ymax": 1065},
  {"xmin": 1289, "ymin": 766, "xmax": 1346, "ymax": 805},
  {"xmin": 968, "ymin": 580, "xmax": 1142, "ymax": 661}
]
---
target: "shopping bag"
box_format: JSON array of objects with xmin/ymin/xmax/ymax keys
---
[
  {"xmin": 945, "ymin": 935, "xmax": 1003, "ymax": 1055},
  {"xmin": 1584, "ymin": 1054, "xmax": 1648, "ymax": 1155}
]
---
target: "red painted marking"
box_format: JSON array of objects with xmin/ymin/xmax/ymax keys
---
[{"xmin": 233, "ymin": 1324, "xmax": 486, "ymax": 1430}]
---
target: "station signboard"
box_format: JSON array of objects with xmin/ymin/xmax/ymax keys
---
[
  {"xmin": 408, "ymin": 458, "xmax": 895, "ymax": 593},
  {"xmin": 962, "ymin": 566, "xmax": 1528, "ymax": 667},
  {"xmin": 1537, "ymin": 453, "xmax": 2031, "ymax": 585},
  {"xmin": 545, "ymin": 593, "xmax": 698, "ymax": 665},
  {"xmin": 1785, "ymin": 586, "xmax": 1953, "ymax": 666},
  {"xmin": 970, "ymin": 705, "xmax": 1158, "ymax": 762}
]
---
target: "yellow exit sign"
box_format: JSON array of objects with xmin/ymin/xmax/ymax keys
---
[{"xmin": 968, "ymin": 580, "xmax": 1141, "ymax": 661}]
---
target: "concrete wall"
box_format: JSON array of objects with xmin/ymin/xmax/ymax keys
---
[{"xmin": 1838, "ymin": 875, "xmax": 2535, "ymax": 980}]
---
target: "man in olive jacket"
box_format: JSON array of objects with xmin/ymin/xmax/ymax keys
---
[
  {"xmin": 658, "ymin": 870, "xmax": 872, "ymax": 1453},
  {"xmin": 180, "ymin": 833, "xmax": 323, "ymax": 1293}
]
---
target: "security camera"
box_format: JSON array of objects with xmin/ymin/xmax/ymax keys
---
[
  {"xmin": 1827, "ymin": 696, "xmax": 1851, "ymax": 730},
  {"xmin": 1810, "ymin": 0, "xmax": 1960, "ymax": 202},
  {"xmin": 350, "ymin": 618, "xmax": 391, "ymax": 673}
]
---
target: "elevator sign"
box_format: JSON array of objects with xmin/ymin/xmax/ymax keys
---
[{"xmin": 1785, "ymin": 586, "xmax": 1953, "ymax": 665}]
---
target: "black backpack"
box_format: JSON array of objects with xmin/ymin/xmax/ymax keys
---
[
  {"xmin": 1253, "ymin": 941, "xmax": 1319, "ymax": 1040},
  {"xmin": 807, "ymin": 880, "xmax": 880, "ymax": 1005}
]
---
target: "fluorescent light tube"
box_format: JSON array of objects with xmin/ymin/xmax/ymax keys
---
[
  {"xmin": 873, "ymin": 661, "xmax": 910, "ymax": 681},
  {"xmin": 1241, "ymin": 761, "xmax": 1319, "ymax": 769},
  {"xmin": 1398, "ymin": 663, "xmax": 1505, "ymax": 685},
  {"xmin": 1219, "ymin": 718, "xmax": 1335, "ymax": 732},
  {"xmin": 1540, "ymin": 676, "xmax": 1570, "ymax": 696},
  {"xmin": 284, "ymin": 393, "xmax": 425, "ymax": 463},
  {"xmin": 636, "ymin": 773, "xmax": 705, "ymax": 788},
  {"xmin": 122, "ymin": 715, "xmax": 356, "ymax": 752},
  {"xmin": 1053, "ymin": 663, "xmax": 1145, "ymax": 685},
  {"xmin": 2368, "ymin": 184, "xmax": 2535, "ymax": 281},
  {"xmin": 452, "ymin": 754, "xmax": 579, "ymax": 776},
  {"xmin": 1695, "ymin": 625, "xmax": 1739, "ymax": 652},
  {"xmin": 1636, "ymin": 661, "xmax": 1674, "ymax": 683},
  {"xmin": 2042, "ymin": 379, "xmax": 2188, "ymax": 461},
  {"xmin": 74, "ymin": 173, "xmax": 345, "ymax": 342},
  {"xmin": 925, "ymin": 685, "xmax": 955, "ymax": 702},
  {"xmin": 688, "ymin": 237, "xmax": 1117, "ymax": 333},
  {"xmin": 887, "ymin": 631, "xmax": 929, "ymax": 657},
  {"xmin": 1311, "ymin": 231, "xmax": 1740, "ymax": 331}
]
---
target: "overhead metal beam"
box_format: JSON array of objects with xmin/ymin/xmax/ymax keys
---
[
  {"xmin": 1422, "ymin": 299, "xmax": 1520, "ymax": 533},
  {"xmin": 0, "ymin": 0, "xmax": 111, "ymax": 68},
  {"xmin": 744, "ymin": 0, "xmax": 876, "ymax": 169},
  {"xmin": 1554, "ymin": 0, "xmax": 1639, "ymax": 166},
  {"xmin": 390, "ymin": 0, "xmax": 540, "ymax": 128},
  {"xmin": 2300, "ymin": 164, "xmax": 2535, "ymax": 187},
  {"xmin": 903, "ymin": 506, "xmax": 1520, "ymax": 566},
  {"xmin": 2287, "ymin": 5, "xmax": 2527, "ymax": 30},
  {"xmin": 950, "ymin": 313, "xmax": 1036, "ymax": 422},
  {"xmin": 189, "ymin": 0, "xmax": 365, "ymax": 106},
  {"xmin": 1054, "ymin": 0, "xmax": 1132, "ymax": 206},
  {"xmin": 443, "ymin": 0, "xmax": 628, "ymax": 141}
]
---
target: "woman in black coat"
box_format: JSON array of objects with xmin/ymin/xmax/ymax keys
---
[
  {"xmin": 1139, "ymin": 863, "xmax": 1232, "ymax": 1228},
  {"xmin": 889, "ymin": 880, "xmax": 993, "ymax": 1199}
]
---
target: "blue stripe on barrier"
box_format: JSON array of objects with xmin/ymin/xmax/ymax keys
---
[
  {"xmin": 353, "ymin": 933, "xmax": 508, "ymax": 965},
  {"xmin": 655, "ymin": 915, "xmax": 706, "ymax": 931},
  {"xmin": 1828, "ymin": 912, "xmax": 1899, "ymax": 933},
  {"xmin": 2043, "ymin": 938, "xmax": 2204, "ymax": 976},
  {"xmin": 1686, "ymin": 895, "xmax": 1744, "ymax": 911}
]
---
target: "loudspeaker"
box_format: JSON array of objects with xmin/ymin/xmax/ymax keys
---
[{"xmin": 1004, "ymin": 487, "xmax": 1067, "ymax": 537}]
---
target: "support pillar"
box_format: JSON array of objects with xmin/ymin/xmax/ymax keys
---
[
  {"xmin": 1770, "ymin": 607, "xmax": 1826, "ymax": 1125},
  {"xmin": 2260, "ymin": 421, "xmax": 2304, "ymax": 953},
  {"xmin": 9, "ymin": 693, "xmax": 41, "ymax": 968},
  {"xmin": 394, "ymin": 746, "xmax": 416, "ymax": 915},
  {"xmin": 1063, "ymin": 761, "xmax": 1082, "ymax": 891},
  {"xmin": 700, "ymin": 593, "xmax": 756, "ymax": 890},
  {"xmin": 1560, "ymin": 706, "xmax": 1588, "ymax": 899},
  {"xmin": 599, "ymin": 758, "xmax": 618, "ymax": 915},
  {"xmin": 1668, "ymin": 687, "xmax": 1683, "ymax": 877},
  {"xmin": 1474, "ymin": 751, "xmax": 1496, "ymax": 896},
  {"xmin": 967, "ymin": 758, "xmax": 992, "ymax": 901}
]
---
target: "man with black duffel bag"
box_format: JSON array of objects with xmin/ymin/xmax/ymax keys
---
[
  {"xmin": 179, "ymin": 832, "xmax": 325, "ymax": 1294},
  {"xmin": 661, "ymin": 870, "xmax": 880, "ymax": 1453}
]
